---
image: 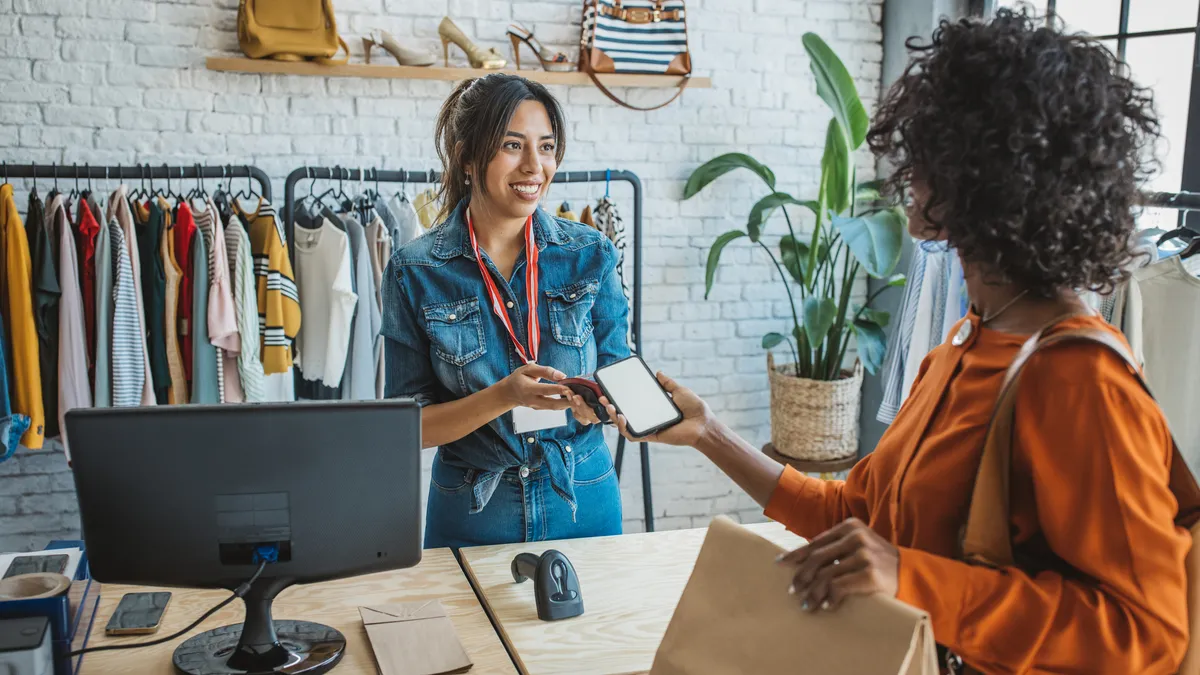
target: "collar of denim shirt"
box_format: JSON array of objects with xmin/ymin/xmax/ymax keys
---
[{"xmin": 432, "ymin": 199, "xmax": 570, "ymax": 261}]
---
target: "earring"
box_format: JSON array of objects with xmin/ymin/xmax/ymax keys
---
[{"xmin": 465, "ymin": 175, "xmax": 471, "ymax": 186}]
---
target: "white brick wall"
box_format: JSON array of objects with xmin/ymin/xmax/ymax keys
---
[{"xmin": 0, "ymin": 0, "xmax": 883, "ymax": 551}]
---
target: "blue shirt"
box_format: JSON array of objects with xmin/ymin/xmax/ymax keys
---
[{"xmin": 381, "ymin": 201, "xmax": 631, "ymax": 515}]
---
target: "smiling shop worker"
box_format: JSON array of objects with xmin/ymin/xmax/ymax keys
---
[{"xmin": 381, "ymin": 74, "xmax": 629, "ymax": 549}]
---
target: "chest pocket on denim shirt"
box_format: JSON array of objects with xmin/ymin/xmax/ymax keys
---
[
  {"xmin": 424, "ymin": 297, "xmax": 486, "ymax": 368},
  {"xmin": 546, "ymin": 280, "xmax": 598, "ymax": 347}
]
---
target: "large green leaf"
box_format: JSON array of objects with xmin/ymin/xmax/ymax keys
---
[
  {"xmin": 684, "ymin": 153, "xmax": 776, "ymax": 199},
  {"xmin": 820, "ymin": 119, "xmax": 853, "ymax": 217},
  {"xmin": 852, "ymin": 318, "xmax": 888, "ymax": 375},
  {"xmin": 852, "ymin": 305, "xmax": 890, "ymax": 328},
  {"xmin": 803, "ymin": 33, "xmax": 868, "ymax": 150},
  {"xmin": 885, "ymin": 273, "xmax": 906, "ymax": 287},
  {"xmin": 748, "ymin": 192, "xmax": 813, "ymax": 242},
  {"xmin": 761, "ymin": 332, "xmax": 787, "ymax": 350},
  {"xmin": 705, "ymin": 230, "xmax": 746, "ymax": 299},
  {"xmin": 802, "ymin": 297, "xmax": 838, "ymax": 348},
  {"xmin": 831, "ymin": 208, "xmax": 905, "ymax": 278},
  {"xmin": 779, "ymin": 235, "xmax": 810, "ymax": 284}
]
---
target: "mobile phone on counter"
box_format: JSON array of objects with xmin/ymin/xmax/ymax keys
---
[
  {"xmin": 594, "ymin": 355, "xmax": 683, "ymax": 437},
  {"xmin": 105, "ymin": 591, "xmax": 172, "ymax": 636}
]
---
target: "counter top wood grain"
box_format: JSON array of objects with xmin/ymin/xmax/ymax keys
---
[
  {"xmin": 78, "ymin": 548, "xmax": 515, "ymax": 675},
  {"xmin": 460, "ymin": 521, "xmax": 804, "ymax": 675}
]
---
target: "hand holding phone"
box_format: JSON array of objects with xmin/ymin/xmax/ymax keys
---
[
  {"xmin": 105, "ymin": 591, "xmax": 172, "ymax": 636},
  {"xmin": 594, "ymin": 356, "xmax": 684, "ymax": 437}
]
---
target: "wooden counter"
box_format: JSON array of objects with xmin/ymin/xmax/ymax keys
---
[
  {"xmin": 460, "ymin": 521, "xmax": 804, "ymax": 675},
  {"xmin": 78, "ymin": 548, "xmax": 515, "ymax": 674}
]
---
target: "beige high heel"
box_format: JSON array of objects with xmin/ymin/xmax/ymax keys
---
[
  {"xmin": 507, "ymin": 23, "xmax": 574, "ymax": 72},
  {"xmin": 363, "ymin": 29, "xmax": 436, "ymax": 67},
  {"xmin": 438, "ymin": 17, "xmax": 506, "ymax": 70}
]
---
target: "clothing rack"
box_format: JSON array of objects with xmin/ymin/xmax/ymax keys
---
[
  {"xmin": 1, "ymin": 163, "xmax": 273, "ymax": 202},
  {"xmin": 281, "ymin": 166, "xmax": 657, "ymax": 532}
]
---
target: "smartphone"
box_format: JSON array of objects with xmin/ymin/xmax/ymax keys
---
[
  {"xmin": 3, "ymin": 553, "xmax": 69, "ymax": 579},
  {"xmin": 594, "ymin": 355, "xmax": 683, "ymax": 437},
  {"xmin": 105, "ymin": 591, "xmax": 172, "ymax": 636}
]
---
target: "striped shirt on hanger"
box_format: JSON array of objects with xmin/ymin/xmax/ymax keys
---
[
  {"xmin": 109, "ymin": 220, "xmax": 145, "ymax": 408},
  {"xmin": 244, "ymin": 200, "xmax": 301, "ymax": 375},
  {"xmin": 226, "ymin": 215, "xmax": 266, "ymax": 402}
]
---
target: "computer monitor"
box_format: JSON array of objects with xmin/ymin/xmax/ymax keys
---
[{"xmin": 66, "ymin": 400, "xmax": 422, "ymax": 675}]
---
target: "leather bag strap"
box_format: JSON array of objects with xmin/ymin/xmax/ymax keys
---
[
  {"xmin": 961, "ymin": 320, "xmax": 1200, "ymax": 570},
  {"xmin": 313, "ymin": 35, "xmax": 350, "ymax": 65},
  {"xmin": 584, "ymin": 68, "xmax": 689, "ymax": 111}
]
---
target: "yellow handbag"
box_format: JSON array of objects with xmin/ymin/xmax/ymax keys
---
[{"xmin": 237, "ymin": 0, "xmax": 349, "ymax": 64}]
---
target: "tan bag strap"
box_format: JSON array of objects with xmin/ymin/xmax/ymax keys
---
[
  {"xmin": 961, "ymin": 318, "xmax": 1200, "ymax": 569},
  {"xmin": 583, "ymin": 68, "xmax": 689, "ymax": 111},
  {"xmin": 313, "ymin": 35, "xmax": 350, "ymax": 66}
]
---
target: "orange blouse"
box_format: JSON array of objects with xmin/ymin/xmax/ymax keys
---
[{"xmin": 765, "ymin": 312, "xmax": 1190, "ymax": 674}]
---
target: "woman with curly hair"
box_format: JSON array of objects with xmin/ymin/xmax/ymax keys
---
[{"xmin": 603, "ymin": 10, "xmax": 1190, "ymax": 672}]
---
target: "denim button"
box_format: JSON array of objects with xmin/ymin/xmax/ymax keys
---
[
  {"xmin": 448, "ymin": 313, "xmax": 457, "ymax": 321},
  {"xmin": 519, "ymin": 465, "xmax": 530, "ymax": 478},
  {"xmin": 506, "ymin": 301, "xmax": 514, "ymax": 308},
  {"xmin": 526, "ymin": 436, "xmax": 535, "ymax": 444},
  {"xmin": 569, "ymin": 293, "xmax": 577, "ymax": 299},
  {"xmin": 565, "ymin": 445, "xmax": 572, "ymax": 453}
]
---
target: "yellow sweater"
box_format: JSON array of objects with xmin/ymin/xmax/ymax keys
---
[
  {"xmin": 242, "ymin": 201, "xmax": 300, "ymax": 374},
  {"xmin": 0, "ymin": 184, "xmax": 44, "ymax": 449}
]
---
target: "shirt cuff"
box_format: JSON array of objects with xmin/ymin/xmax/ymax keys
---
[
  {"xmin": 763, "ymin": 465, "xmax": 834, "ymax": 538},
  {"xmin": 896, "ymin": 546, "xmax": 968, "ymax": 649}
]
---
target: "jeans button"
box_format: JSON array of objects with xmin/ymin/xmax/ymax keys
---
[
  {"xmin": 526, "ymin": 436, "xmax": 535, "ymax": 444},
  {"xmin": 565, "ymin": 445, "xmax": 572, "ymax": 453},
  {"xmin": 519, "ymin": 465, "xmax": 530, "ymax": 478}
]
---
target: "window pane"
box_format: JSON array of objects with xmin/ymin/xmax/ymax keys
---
[
  {"xmin": 1129, "ymin": 0, "xmax": 1199, "ymax": 33},
  {"xmin": 1125, "ymin": 33, "xmax": 1196, "ymax": 229},
  {"xmin": 1054, "ymin": 0, "xmax": 1122, "ymax": 36},
  {"xmin": 994, "ymin": 0, "xmax": 1049, "ymax": 13}
]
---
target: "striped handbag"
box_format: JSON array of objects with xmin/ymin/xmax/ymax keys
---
[{"xmin": 579, "ymin": 0, "xmax": 692, "ymax": 110}]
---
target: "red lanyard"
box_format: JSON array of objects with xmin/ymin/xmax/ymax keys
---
[{"xmin": 467, "ymin": 211, "xmax": 540, "ymax": 364}]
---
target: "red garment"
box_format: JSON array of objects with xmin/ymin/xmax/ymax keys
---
[
  {"xmin": 76, "ymin": 200, "xmax": 100, "ymax": 384},
  {"xmin": 174, "ymin": 202, "xmax": 196, "ymax": 383}
]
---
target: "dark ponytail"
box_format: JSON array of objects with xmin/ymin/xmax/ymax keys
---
[{"xmin": 434, "ymin": 73, "xmax": 567, "ymax": 222}]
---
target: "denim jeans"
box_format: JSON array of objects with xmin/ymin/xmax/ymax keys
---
[{"xmin": 424, "ymin": 443, "xmax": 623, "ymax": 549}]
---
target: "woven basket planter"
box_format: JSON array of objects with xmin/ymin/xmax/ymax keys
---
[{"xmin": 767, "ymin": 352, "xmax": 862, "ymax": 462}]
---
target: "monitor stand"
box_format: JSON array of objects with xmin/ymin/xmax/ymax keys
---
[{"xmin": 171, "ymin": 577, "xmax": 346, "ymax": 675}]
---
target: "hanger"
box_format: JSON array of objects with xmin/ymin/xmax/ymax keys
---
[
  {"xmin": 234, "ymin": 165, "xmax": 259, "ymax": 205},
  {"xmin": 68, "ymin": 163, "xmax": 81, "ymax": 202}
]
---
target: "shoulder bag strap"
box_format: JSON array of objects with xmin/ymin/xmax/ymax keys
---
[
  {"xmin": 584, "ymin": 69, "xmax": 690, "ymax": 111},
  {"xmin": 961, "ymin": 320, "xmax": 1200, "ymax": 568}
]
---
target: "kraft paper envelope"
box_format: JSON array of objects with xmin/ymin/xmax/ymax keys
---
[
  {"xmin": 650, "ymin": 516, "xmax": 939, "ymax": 675},
  {"xmin": 360, "ymin": 601, "xmax": 473, "ymax": 675}
]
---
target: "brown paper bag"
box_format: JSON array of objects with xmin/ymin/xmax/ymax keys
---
[
  {"xmin": 360, "ymin": 601, "xmax": 473, "ymax": 675},
  {"xmin": 650, "ymin": 516, "xmax": 938, "ymax": 675}
]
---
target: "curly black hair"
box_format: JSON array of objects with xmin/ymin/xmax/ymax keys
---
[{"xmin": 867, "ymin": 9, "xmax": 1161, "ymax": 297}]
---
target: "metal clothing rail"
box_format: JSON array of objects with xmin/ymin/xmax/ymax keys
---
[
  {"xmin": 1144, "ymin": 190, "xmax": 1200, "ymax": 211},
  {"xmin": 282, "ymin": 166, "xmax": 657, "ymax": 531},
  {"xmin": 1, "ymin": 163, "xmax": 273, "ymax": 202}
]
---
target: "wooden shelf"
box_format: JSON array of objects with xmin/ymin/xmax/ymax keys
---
[
  {"xmin": 763, "ymin": 443, "xmax": 858, "ymax": 475},
  {"xmin": 205, "ymin": 56, "xmax": 710, "ymax": 89}
]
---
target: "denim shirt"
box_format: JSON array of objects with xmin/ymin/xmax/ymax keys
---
[{"xmin": 381, "ymin": 201, "xmax": 631, "ymax": 515}]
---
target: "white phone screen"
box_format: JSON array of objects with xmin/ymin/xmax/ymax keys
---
[{"xmin": 595, "ymin": 357, "xmax": 681, "ymax": 435}]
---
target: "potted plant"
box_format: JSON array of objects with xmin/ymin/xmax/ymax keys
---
[{"xmin": 684, "ymin": 33, "xmax": 906, "ymax": 462}]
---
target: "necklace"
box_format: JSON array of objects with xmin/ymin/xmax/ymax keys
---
[{"xmin": 981, "ymin": 289, "xmax": 1030, "ymax": 324}]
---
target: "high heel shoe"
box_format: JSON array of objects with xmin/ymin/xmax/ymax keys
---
[
  {"xmin": 507, "ymin": 23, "xmax": 574, "ymax": 72},
  {"xmin": 438, "ymin": 17, "xmax": 506, "ymax": 70},
  {"xmin": 363, "ymin": 29, "xmax": 436, "ymax": 67}
]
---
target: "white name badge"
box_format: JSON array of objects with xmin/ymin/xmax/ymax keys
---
[{"xmin": 512, "ymin": 403, "xmax": 568, "ymax": 434}]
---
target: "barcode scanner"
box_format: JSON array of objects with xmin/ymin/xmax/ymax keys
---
[
  {"xmin": 561, "ymin": 378, "xmax": 610, "ymax": 424},
  {"xmin": 511, "ymin": 550, "xmax": 584, "ymax": 621}
]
